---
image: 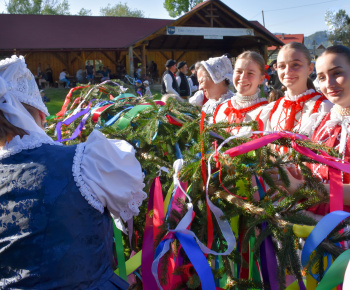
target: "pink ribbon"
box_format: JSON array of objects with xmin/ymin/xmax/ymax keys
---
[
  {"xmin": 225, "ymin": 131, "xmax": 350, "ymax": 212},
  {"xmin": 142, "ymin": 177, "xmax": 165, "ymax": 290}
]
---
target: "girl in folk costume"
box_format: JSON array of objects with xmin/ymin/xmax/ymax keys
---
[
  {"xmin": 299, "ymin": 45, "xmax": 350, "ymax": 216},
  {"xmin": 192, "ymin": 55, "xmax": 234, "ymax": 122},
  {"xmin": 262, "ymin": 42, "xmax": 333, "ymax": 136},
  {"xmin": 213, "ymin": 51, "xmax": 268, "ymax": 133},
  {"xmin": 0, "ymin": 56, "xmax": 146, "ymax": 289}
]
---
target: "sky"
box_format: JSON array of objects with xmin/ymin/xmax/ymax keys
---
[{"xmin": 0, "ymin": 0, "xmax": 350, "ymax": 36}]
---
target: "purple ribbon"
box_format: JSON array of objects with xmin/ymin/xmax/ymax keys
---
[
  {"xmin": 260, "ymin": 224, "xmax": 279, "ymax": 289},
  {"xmin": 56, "ymin": 99, "xmax": 95, "ymax": 142}
]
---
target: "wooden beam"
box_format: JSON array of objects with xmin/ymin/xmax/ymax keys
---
[
  {"xmin": 142, "ymin": 44, "xmax": 146, "ymax": 76},
  {"xmin": 128, "ymin": 46, "xmax": 134, "ymax": 76},
  {"xmin": 159, "ymin": 51, "xmax": 169, "ymax": 61},
  {"xmin": 176, "ymin": 51, "xmax": 187, "ymax": 62},
  {"xmin": 101, "ymin": 51, "xmax": 118, "ymax": 66},
  {"xmin": 24, "ymin": 52, "xmax": 32, "ymax": 59},
  {"xmin": 212, "ymin": 16, "xmax": 225, "ymax": 27},
  {"xmin": 53, "ymin": 52, "xmax": 68, "ymax": 67},
  {"xmin": 196, "ymin": 12, "xmax": 211, "ymax": 26},
  {"xmin": 133, "ymin": 50, "xmax": 142, "ymax": 62},
  {"xmin": 70, "ymin": 52, "xmax": 84, "ymax": 65}
]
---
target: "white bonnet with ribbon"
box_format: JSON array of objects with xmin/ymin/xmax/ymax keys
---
[
  {"xmin": 0, "ymin": 55, "xmax": 49, "ymax": 116},
  {"xmin": 201, "ymin": 55, "xmax": 233, "ymax": 84},
  {"xmin": 0, "ymin": 55, "xmax": 51, "ymax": 137}
]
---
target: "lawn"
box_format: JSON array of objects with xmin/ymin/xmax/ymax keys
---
[{"xmin": 43, "ymin": 85, "xmax": 162, "ymax": 116}]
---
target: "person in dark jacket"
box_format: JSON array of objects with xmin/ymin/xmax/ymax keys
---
[
  {"xmin": 176, "ymin": 61, "xmax": 191, "ymax": 100},
  {"xmin": 161, "ymin": 59, "xmax": 179, "ymax": 96}
]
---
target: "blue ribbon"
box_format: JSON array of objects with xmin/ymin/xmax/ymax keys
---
[
  {"xmin": 175, "ymin": 143, "xmax": 183, "ymax": 159},
  {"xmin": 104, "ymin": 107, "xmax": 134, "ymax": 127},
  {"xmin": 154, "ymin": 232, "xmax": 216, "ymax": 290},
  {"xmin": 254, "ymin": 175, "xmax": 265, "ymax": 200},
  {"xmin": 175, "ymin": 232, "xmax": 216, "ymax": 290},
  {"xmin": 301, "ymin": 211, "xmax": 350, "ymax": 267}
]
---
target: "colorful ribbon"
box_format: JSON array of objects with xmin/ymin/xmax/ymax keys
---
[
  {"xmin": 301, "ymin": 211, "xmax": 350, "ymax": 267},
  {"xmin": 56, "ymin": 99, "xmax": 95, "ymax": 142}
]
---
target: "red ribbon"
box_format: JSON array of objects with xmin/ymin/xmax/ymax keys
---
[
  {"xmin": 56, "ymin": 86, "xmax": 90, "ymax": 117},
  {"xmin": 200, "ymin": 112, "xmax": 213, "ymax": 252},
  {"xmin": 91, "ymin": 104, "xmax": 114, "ymax": 123},
  {"xmin": 224, "ymin": 101, "xmax": 268, "ymax": 124},
  {"xmin": 282, "ymin": 92, "xmax": 319, "ymax": 131}
]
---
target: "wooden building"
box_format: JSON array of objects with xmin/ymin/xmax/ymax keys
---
[{"xmin": 0, "ymin": 0, "xmax": 283, "ymax": 82}]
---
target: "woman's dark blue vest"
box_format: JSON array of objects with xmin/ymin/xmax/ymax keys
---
[{"xmin": 0, "ymin": 144, "xmax": 128, "ymax": 289}]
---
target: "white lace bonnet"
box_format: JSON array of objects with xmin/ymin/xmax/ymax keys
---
[
  {"xmin": 0, "ymin": 55, "xmax": 50, "ymax": 136},
  {"xmin": 201, "ymin": 55, "xmax": 233, "ymax": 84}
]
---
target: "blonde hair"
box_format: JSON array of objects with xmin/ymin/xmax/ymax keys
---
[{"xmin": 236, "ymin": 51, "xmax": 265, "ymax": 75}]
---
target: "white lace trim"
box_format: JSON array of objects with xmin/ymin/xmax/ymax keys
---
[
  {"xmin": 0, "ymin": 132, "xmax": 60, "ymax": 161},
  {"xmin": 285, "ymin": 89, "xmax": 315, "ymax": 101},
  {"xmin": 202, "ymin": 90, "xmax": 233, "ymax": 115},
  {"xmin": 201, "ymin": 56, "xmax": 233, "ymax": 84},
  {"xmin": 72, "ymin": 143, "xmax": 105, "ymax": 213},
  {"xmin": 72, "ymin": 143, "xmax": 148, "ymax": 221},
  {"xmin": 311, "ymin": 112, "xmax": 328, "ymax": 134},
  {"xmin": 232, "ymin": 89, "xmax": 267, "ymax": 109},
  {"xmin": 122, "ymin": 183, "xmax": 147, "ymax": 221}
]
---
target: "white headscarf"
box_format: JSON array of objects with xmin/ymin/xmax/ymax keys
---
[
  {"xmin": 0, "ymin": 55, "xmax": 51, "ymax": 138},
  {"xmin": 201, "ymin": 55, "xmax": 233, "ymax": 84}
]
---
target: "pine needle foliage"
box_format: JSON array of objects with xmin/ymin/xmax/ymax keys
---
[{"xmin": 47, "ymin": 83, "xmax": 350, "ymax": 289}]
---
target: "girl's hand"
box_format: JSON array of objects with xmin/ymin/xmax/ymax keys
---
[{"xmin": 268, "ymin": 165, "xmax": 304, "ymax": 194}]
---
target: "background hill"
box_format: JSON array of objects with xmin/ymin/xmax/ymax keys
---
[{"xmin": 304, "ymin": 30, "xmax": 332, "ymax": 49}]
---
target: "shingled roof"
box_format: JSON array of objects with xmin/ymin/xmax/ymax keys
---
[{"xmin": 0, "ymin": 14, "xmax": 172, "ymax": 50}]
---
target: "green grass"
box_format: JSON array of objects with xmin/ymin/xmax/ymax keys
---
[
  {"xmin": 44, "ymin": 88, "xmax": 71, "ymax": 115},
  {"xmin": 43, "ymin": 86, "xmax": 162, "ymax": 116}
]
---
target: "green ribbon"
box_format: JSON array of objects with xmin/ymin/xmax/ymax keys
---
[
  {"xmin": 112, "ymin": 93, "xmax": 137, "ymax": 102},
  {"xmin": 316, "ymin": 248, "xmax": 350, "ymax": 290},
  {"xmin": 112, "ymin": 219, "xmax": 127, "ymax": 281},
  {"xmin": 115, "ymin": 104, "xmax": 153, "ymax": 130}
]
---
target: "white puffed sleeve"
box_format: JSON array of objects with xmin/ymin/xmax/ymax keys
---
[
  {"xmin": 299, "ymin": 112, "xmax": 327, "ymax": 137},
  {"xmin": 258, "ymin": 101, "xmax": 275, "ymax": 131},
  {"xmin": 189, "ymin": 90, "xmax": 204, "ymax": 107},
  {"xmin": 72, "ymin": 130, "xmax": 147, "ymax": 221}
]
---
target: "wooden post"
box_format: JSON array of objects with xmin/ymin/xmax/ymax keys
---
[
  {"xmin": 128, "ymin": 46, "xmax": 134, "ymax": 76},
  {"xmin": 142, "ymin": 44, "xmax": 146, "ymax": 77}
]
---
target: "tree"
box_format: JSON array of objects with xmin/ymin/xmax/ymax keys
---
[
  {"xmin": 325, "ymin": 9, "xmax": 350, "ymax": 47},
  {"xmin": 100, "ymin": 2, "xmax": 144, "ymax": 17},
  {"xmin": 6, "ymin": 0, "xmax": 70, "ymax": 15},
  {"xmin": 77, "ymin": 8, "xmax": 92, "ymax": 16},
  {"xmin": 164, "ymin": 0, "xmax": 203, "ymax": 18}
]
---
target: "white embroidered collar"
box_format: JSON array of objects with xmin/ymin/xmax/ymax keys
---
[
  {"xmin": 232, "ymin": 89, "xmax": 267, "ymax": 109},
  {"xmin": 0, "ymin": 131, "xmax": 61, "ymax": 161},
  {"xmin": 285, "ymin": 89, "xmax": 315, "ymax": 101}
]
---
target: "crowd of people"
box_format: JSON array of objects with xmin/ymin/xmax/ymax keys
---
[{"xmin": 2, "ymin": 42, "xmax": 350, "ymax": 288}]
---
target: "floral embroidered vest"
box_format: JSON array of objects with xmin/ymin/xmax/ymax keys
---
[{"xmin": 0, "ymin": 144, "xmax": 128, "ymax": 289}]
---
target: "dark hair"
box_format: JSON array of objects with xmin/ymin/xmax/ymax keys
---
[
  {"xmin": 320, "ymin": 45, "xmax": 350, "ymax": 65},
  {"xmin": 0, "ymin": 110, "xmax": 27, "ymax": 144},
  {"xmin": 268, "ymin": 89, "xmax": 284, "ymax": 103},
  {"xmin": 236, "ymin": 51, "xmax": 265, "ymax": 75},
  {"xmin": 278, "ymin": 42, "xmax": 315, "ymax": 90}
]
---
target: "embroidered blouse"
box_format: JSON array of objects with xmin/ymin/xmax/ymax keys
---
[
  {"xmin": 213, "ymin": 89, "xmax": 268, "ymax": 134},
  {"xmin": 261, "ymin": 89, "xmax": 333, "ymax": 134},
  {"xmin": 202, "ymin": 90, "xmax": 233, "ymax": 123}
]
